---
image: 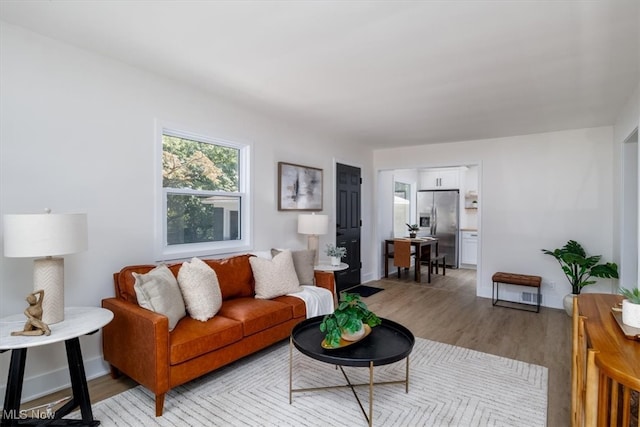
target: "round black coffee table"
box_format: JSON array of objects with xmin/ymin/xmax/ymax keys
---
[{"xmin": 289, "ymin": 316, "xmax": 414, "ymax": 426}]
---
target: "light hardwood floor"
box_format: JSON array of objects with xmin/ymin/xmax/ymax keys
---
[{"xmin": 22, "ymin": 267, "xmax": 571, "ymax": 426}]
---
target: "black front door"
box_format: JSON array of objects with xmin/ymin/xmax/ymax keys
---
[{"xmin": 335, "ymin": 163, "xmax": 361, "ymax": 293}]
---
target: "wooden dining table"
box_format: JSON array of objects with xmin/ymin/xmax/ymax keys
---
[{"xmin": 384, "ymin": 238, "xmax": 439, "ymax": 283}]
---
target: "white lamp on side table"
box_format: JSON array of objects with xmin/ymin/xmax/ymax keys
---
[
  {"xmin": 298, "ymin": 213, "xmax": 328, "ymax": 265},
  {"xmin": 3, "ymin": 209, "xmax": 88, "ymax": 324}
]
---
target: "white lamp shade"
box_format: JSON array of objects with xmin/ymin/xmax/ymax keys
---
[
  {"xmin": 298, "ymin": 213, "xmax": 328, "ymax": 235},
  {"xmin": 4, "ymin": 213, "xmax": 88, "ymax": 258}
]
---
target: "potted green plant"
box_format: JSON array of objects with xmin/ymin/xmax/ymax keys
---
[
  {"xmin": 619, "ymin": 287, "xmax": 640, "ymax": 328},
  {"xmin": 406, "ymin": 223, "xmax": 419, "ymax": 238},
  {"xmin": 325, "ymin": 244, "xmax": 347, "ymax": 266},
  {"xmin": 541, "ymin": 240, "xmax": 619, "ymax": 315},
  {"xmin": 319, "ymin": 293, "xmax": 381, "ymax": 348}
]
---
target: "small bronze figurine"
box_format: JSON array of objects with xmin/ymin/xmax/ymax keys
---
[{"xmin": 11, "ymin": 289, "xmax": 51, "ymax": 336}]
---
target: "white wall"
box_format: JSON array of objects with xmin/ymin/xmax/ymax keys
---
[
  {"xmin": 377, "ymin": 170, "xmax": 395, "ymax": 270},
  {"xmin": 0, "ymin": 23, "xmax": 374, "ymax": 401},
  {"xmin": 374, "ymin": 127, "xmax": 617, "ymax": 309}
]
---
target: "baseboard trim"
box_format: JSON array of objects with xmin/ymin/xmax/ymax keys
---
[
  {"xmin": 361, "ymin": 272, "xmax": 376, "ymax": 284},
  {"xmin": 0, "ymin": 355, "xmax": 110, "ymax": 404}
]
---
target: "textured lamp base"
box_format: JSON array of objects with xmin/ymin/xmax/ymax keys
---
[
  {"xmin": 34, "ymin": 257, "xmax": 64, "ymax": 324},
  {"xmin": 307, "ymin": 235, "xmax": 320, "ymax": 265}
]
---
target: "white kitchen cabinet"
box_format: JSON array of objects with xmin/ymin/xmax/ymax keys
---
[
  {"xmin": 460, "ymin": 230, "xmax": 478, "ymax": 265},
  {"xmin": 419, "ymin": 168, "xmax": 460, "ymax": 190}
]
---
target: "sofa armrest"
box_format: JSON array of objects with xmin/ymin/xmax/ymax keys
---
[
  {"xmin": 314, "ymin": 271, "xmax": 337, "ymax": 308},
  {"xmin": 101, "ymin": 298, "xmax": 170, "ymax": 395}
]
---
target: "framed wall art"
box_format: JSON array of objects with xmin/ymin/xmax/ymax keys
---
[{"xmin": 278, "ymin": 162, "xmax": 323, "ymax": 211}]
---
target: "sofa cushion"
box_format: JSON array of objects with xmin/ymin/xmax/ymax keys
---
[
  {"xmin": 169, "ymin": 315, "xmax": 243, "ymax": 365},
  {"xmin": 115, "ymin": 256, "xmax": 254, "ymax": 304},
  {"xmin": 177, "ymin": 257, "xmax": 222, "ymax": 321},
  {"xmin": 115, "ymin": 265, "xmax": 158, "ymax": 304},
  {"xmin": 202, "ymin": 254, "xmax": 255, "ymax": 299},
  {"xmin": 272, "ymin": 295, "xmax": 307, "ymax": 318},
  {"xmin": 250, "ymin": 250, "xmax": 302, "ymax": 299},
  {"xmin": 271, "ymin": 248, "xmax": 316, "ymax": 285},
  {"xmin": 133, "ymin": 264, "xmax": 186, "ymax": 331},
  {"xmin": 217, "ymin": 298, "xmax": 292, "ymax": 336}
]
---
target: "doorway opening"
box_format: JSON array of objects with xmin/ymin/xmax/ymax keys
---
[
  {"xmin": 377, "ymin": 165, "xmax": 480, "ymax": 295},
  {"xmin": 620, "ymin": 127, "xmax": 638, "ymax": 289}
]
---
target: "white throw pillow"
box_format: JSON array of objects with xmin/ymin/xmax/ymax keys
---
[
  {"xmin": 250, "ymin": 250, "xmax": 302, "ymax": 299},
  {"xmin": 271, "ymin": 248, "xmax": 316, "ymax": 285},
  {"xmin": 133, "ymin": 264, "xmax": 186, "ymax": 331},
  {"xmin": 177, "ymin": 257, "xmax": 223, "ymax": 321}
]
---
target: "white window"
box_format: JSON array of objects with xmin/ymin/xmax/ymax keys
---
[{"xmin": 156, "ymin": 126, "xmax": 251, "ymax": 260}]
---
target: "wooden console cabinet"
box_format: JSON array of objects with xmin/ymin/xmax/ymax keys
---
[{"xmin": 572, "ymin": 293, "xmax": 639, "ymax": 426}]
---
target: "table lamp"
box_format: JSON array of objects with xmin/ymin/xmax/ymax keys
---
[
  {"xmin": 297, "ymin": 213, "xmax": 328, "ymax": 265},
  {"xmin": 3, "ymin": 209, "xmax": 88, "ymax": 324}
]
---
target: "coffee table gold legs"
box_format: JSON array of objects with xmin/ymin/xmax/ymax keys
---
[
  {"xmin": 289, "ymin": 337, "xmax": 293, "ymax": 404},
  {"xmin": 369, "ymin": 361, "xmax": 373, "ymax": 427},
  {"xmin": 406, "ymin": 357, "xmax": 409, "ymax": 393},
  {"xmin": 289, "ymin": 346, "xmax": 410, "ymax": 426}
]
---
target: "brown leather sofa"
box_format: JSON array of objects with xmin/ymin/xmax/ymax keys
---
[{"xmin": 102, "ymin": 254, "xmax": 335, "ymax": 416}]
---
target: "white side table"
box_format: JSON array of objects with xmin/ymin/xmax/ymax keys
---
[
  {"xmin": 0, "ymin": 307, "xmax": 113, "ymax": 426},
  {"xmin": 314, "ymin": 263, "xmax": 349, "ymax": 307},
  {"xmin": 314, "ymin": 262, "xmax": 349, "ymax": 272}
]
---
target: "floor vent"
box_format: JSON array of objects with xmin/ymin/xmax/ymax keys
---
[{"xmin": 521, "ymin": 292, "xmax": 541, "ymax": 304}]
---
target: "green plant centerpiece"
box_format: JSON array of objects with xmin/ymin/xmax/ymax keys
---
[
  {"xmin": 319, "ymin": 292, "xmax": 381, "ymax": 348},
  {"xmin": 541, "ymin": 240, "xmax": 619, "ymax": 295},
  {"xmin": 406, "ymin": 223, "xmax": 419, "ymax": 238}
]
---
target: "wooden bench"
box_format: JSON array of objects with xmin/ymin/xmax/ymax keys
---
[{"xmin": 492, "ymin": 272, "xmax": 542, "ymax": 313}]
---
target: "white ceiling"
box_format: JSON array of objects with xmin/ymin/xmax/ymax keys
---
[{"xmin": 1, "ymin": 1, "xmax": 638, "ymax": 148}]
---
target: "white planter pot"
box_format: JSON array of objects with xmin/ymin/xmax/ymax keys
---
[
  {"xmin": 330, "ymin": 256, "xmax": 340, "ymax": 266},
  {"xmin": 341, "ymin": 321, "xmax": 365, "ymax": 341},
  {"xmin": 563, "ymin": 294, "xmax": 576, "ymax": 316},
  {"xmin": 621, "ymin": 299, "xmax": 640, "ymax": 328}
]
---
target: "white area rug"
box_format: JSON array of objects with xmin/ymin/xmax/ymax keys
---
[{"xmin": 78, "ymin": 338, "xmax": 547, "ymax": 426}]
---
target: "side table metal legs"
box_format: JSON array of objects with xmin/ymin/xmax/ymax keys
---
[
  {"xmin": 1, "ymin": 338, "xmax": 98, "ymax": 426},
  {"xmin": 56, "ymin": 338, "xmax": 96, "ymax": 424},
  {"xmin": 2, "ymin": 348, "xmax": 27, "ymax": 426}
]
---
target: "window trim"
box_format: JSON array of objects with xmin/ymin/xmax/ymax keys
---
[{"xmin": 155, "ymin": 122, "xmax": 252, "ymax": 261}]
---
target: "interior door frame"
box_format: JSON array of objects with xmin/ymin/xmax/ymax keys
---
[{"xmin": 620, "ymin": 127, "xmax": 639, "ymax": 290}]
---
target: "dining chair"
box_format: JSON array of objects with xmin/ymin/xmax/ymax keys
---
[
  {"xmin": 430, "ymin": 254, "xmax": 446, "ymax": 276},
  {"xmin": 393, "ymin": 240, "xmax": 412, "ymax": 278}
]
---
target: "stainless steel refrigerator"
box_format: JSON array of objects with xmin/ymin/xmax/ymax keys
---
[{"xmin": 417, "ymin": 190, "xmax": 459, "ymax": 268}]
